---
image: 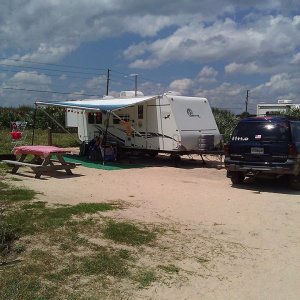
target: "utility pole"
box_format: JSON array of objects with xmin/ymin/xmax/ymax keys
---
[
  {"xmin": 106, "ymin": 68, "xmax": 110, "ymax": 96},
  {"xmin": 245, "ymin": 89, "xmax": 250, "ymax": 113},
  {"xmin": 130, "ymin": 74, "xmax": 138, "ymax": 96}
]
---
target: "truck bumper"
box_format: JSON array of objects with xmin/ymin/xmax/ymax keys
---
[{"xmin": 224, "ymin": 159, "xmax": 299, "ymax": 176}]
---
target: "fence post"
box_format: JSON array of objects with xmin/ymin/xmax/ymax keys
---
[{"xmin": 48, "ymin": 127, "xmax": 52, "ymax": 146}]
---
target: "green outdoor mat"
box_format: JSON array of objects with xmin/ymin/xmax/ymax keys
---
[{"xmin": 63, "ymin": 154, "xmax": 144, "ymax": 171}]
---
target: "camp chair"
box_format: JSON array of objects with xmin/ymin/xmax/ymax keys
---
[{"xmin": 10, "ymin": 121, "xmax": 28, "ymax": 149}]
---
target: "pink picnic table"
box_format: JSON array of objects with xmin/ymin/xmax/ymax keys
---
[{"xmin": 6, "ymin": 145, "xmax": 76, "ymax": 178}]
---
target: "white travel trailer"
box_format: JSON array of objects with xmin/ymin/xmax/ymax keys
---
[
  {"xmin": 36, "ymin": 92, "xmax": 222, "ymax": 156},
  {"xmin": 257, "ymin": 99, "xmax": 300, "ymax": 116}
]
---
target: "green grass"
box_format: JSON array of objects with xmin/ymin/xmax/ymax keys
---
[
  {"xmin": 133, "ymin": 269, "xmax": 157, "ymax": 288},
  {"xmin": 0, "ymin": 179, "xmax": 190, "ymax": 299},
  {"xmin": 0, "ymin": 182, "xmax": 37, "ymax": 202},
  {"xmin": 103, "ymin": 220, "xmax": 156, "ymax": 246},
  {"xmin": 4, "ymin": 202, "xmax": 118, "ymax": 236},
  {"xmin": 81, "ymin": 250, "xmax": 130, "ymax": 277}
]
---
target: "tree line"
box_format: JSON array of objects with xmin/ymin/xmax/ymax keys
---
[
  {"xmin": 1, "ymin": 106, "xmax": 299, "ymax": 143},
  {"xmin": 0, "ymin": 106, "xmax": 65, "ymax": 130}
]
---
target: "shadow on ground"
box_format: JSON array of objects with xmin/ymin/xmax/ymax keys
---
[
  {"xmin": 231, "ymin": 177, "xmax": 300, "ymax": 195},
  {"xmin": 64, "ymin": 153, "xmax": 224, "ymax": 170}
]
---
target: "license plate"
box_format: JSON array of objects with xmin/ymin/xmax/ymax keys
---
[{"xmin": 251, "ymin": 147, "xmax": 264, "ymax": 155}]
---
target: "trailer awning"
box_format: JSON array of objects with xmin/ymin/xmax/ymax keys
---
[{"xmin": 36, "ymin": 96, "xmax": 157, "ymax": 112}]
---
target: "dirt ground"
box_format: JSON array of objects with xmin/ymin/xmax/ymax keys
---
[{"xmin": 10, "ymin": 154, "xmax": 300, "ymax": 300}]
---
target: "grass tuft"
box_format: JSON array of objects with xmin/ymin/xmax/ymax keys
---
[
  {"xmin": 133, "ymin": 270, "xmax": 157, "ymax": 288},
  {"xmin": 103, "ymin": 220, "xmax": 156, "ymax": 246},
  {"xmin": 0, "ymin": 182, "xmax": 37, "ymax": 202},
  {"xmin": 0, "ymin": 221, "xmax": 19, "ymax": 255},
  {"xmin": 81, "ymin": 250, "xmax": 129, "ymax": 277},
  {"xmin": 158, "ymin": 264, "xmax": 180, "ymax": 274}
]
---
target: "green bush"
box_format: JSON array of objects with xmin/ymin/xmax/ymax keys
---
[{"xmin": 212, "ymin": 108, "xmax": 238, "ymax": 144}]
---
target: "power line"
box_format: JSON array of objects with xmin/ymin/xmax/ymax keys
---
[
  {"xmin": 0, "ymin": 67, "xmax": 107, "ymax": 81},
  {"xmin": 0, "ymin": 57, "xmax": 107, "ymax": 72},
  {"xmin": 0, "ymin": 63, "xmax": 106, "ymax": 77},
  {"xmin": 0, "ymin": 86, "xmax": 100, "ymax": 97},
  {"xmin": 0, "ymin": 57, "xmax": 171, "ymax": 88}
]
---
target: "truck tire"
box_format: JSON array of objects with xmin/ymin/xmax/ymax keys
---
[
  {"xmin": 289, "ymin": 174, "xmax": 300, "ymax": 190},
  {"xmin": 230, "ymin": 172, "xmax": 245, "ymax": 185}
]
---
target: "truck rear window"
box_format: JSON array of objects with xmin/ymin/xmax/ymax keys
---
[{"xmin": 231, "ymin": 121, "xmax": 290, "ymax": 142}]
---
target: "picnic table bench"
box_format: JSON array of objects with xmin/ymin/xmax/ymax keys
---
[{"xmin": 2, "ymin": 145, "xmax": 77, "ymax": 179}]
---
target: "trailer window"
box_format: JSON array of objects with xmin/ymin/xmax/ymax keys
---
[
  {"xmin": 113, "ymin": 114, "xmax": 130, "ymax": 124},
  {"xmin": 95, "ymin": 112, "xmax": 102, "ymax": 124},
  {"xmin": 88, "ymin": 113, "xmax": 95, "ymax": 124},
  {"xmin": 138, "ymin": 105, "xmax": 144, "ymax": 119}
]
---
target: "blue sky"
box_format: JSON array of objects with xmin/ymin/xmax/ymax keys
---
[{"xmin": 0, "ymin": 0, "xmax": 300, "ymax": 114}]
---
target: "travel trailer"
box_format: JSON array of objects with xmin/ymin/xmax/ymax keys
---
[
  {"xmin": 36, "ymin": 92, "xmax": 222, "ymax": 156},
  {"xmin": 257, "ymin": 99, "xmax": 300, "ymax": 116}
]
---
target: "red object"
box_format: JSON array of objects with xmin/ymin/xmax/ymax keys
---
[
  {"xmin": 10, "ymin": 131, "xmax": 22, "ymax": 140},
  {"xmin": 13, "ymin": 145, "xmax": 70, "ymax": 158}
]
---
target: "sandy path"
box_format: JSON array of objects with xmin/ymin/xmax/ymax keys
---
[{"xmin": 9, "ymin": 157, "xmax": 300, "ymax": 299}]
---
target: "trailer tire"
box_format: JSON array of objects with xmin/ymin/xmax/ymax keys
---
[{"xmin": 148, "ymin": 151, "xmax": 158, "ymax": 158}]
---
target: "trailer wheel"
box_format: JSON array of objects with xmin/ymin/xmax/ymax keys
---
[
  {"xmin": 170, "ymin": 154, "xmax": 181, "ymax": 167},
  {"xmin": 230, "ymin": 171, "xmax": 245, "ymax": 185},
  {"xmin": 148, "ymin": 151, "xmax": 158, "ymax": 158}
]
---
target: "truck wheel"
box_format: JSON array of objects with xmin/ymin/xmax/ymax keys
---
[
  {"xmin": 230, "ymin": 172, "xmax": 245, "ymax": 185},
  {"xmin": 289, "ymin": 174, "xmax": 300, "ymax": 190}
]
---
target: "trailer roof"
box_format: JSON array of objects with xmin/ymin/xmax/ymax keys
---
[{"xmin": 36, "ymin": 95, "xmax": 157, "ymax": 112}]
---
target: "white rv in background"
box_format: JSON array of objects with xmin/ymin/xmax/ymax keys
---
[
  {"xmin": 257, "ymin": 99, "xmax": 300, "ymax": 116},
  {"xmin": 37, "ymin": 92, "xmax": 222, "ymax": 155}
]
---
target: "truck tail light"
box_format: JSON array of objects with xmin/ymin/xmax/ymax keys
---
[
  {"xmin": 288, "ymin": 143, "xmax": 297, "ymax": 158},
  {"xmin": 224, "ymin": 144, "xmax": 230, "ymax": 157}
]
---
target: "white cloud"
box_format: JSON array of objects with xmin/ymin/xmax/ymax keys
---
[
  {"xmin": 169, "ymin": 78, "xmax": 194, "ymax": 95},
  {"xmin": 5, "ymin": 71, "xmax": 52, "ymax": 87},
  {"xmin": 225, "ymin": 62, "xmax": 261, "ymax": 74},
  {"xmin": 197, "ymin": 66, "xmax": 218, "ymax": 83},
  {"xmin": 252, "ymin": 73, "xmax": 300, "ymax": 100},
  {"xmin": 125, "ymin": 15, "xmax": 300, "ymax": 70},
  {"xmin": 291, "ymin": 53, "xmax": 300, "ymax": 64},
  {"xmin": 0, "ymin": 0, "xmax": 300, "ymax": 108},
  {"xmin": 86, "ymin": 75, "xmax": 107, "ymax": 90}
]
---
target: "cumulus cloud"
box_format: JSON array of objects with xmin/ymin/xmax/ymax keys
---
[
  {"xmin": 169, "ymin": 78, "xmax": 194, "ymax": 95},
  {"xmin": 252, "ymin": 73, "xmax": 300, "ymax": 101},
  {"xmin": 197, "ymin": 66, "xmax": 218, "ymax": 83},
  {"xmin": 0, "ymin": 0, "xmax": 300, "ymax": 109},
  {"xmin": 291, "ymin": 53, "xmax": 300, "ymax": 64},
  {"xmin": 125, "ymin": 15, "xmax": 300, "ymax": 70},
  {"xmin": 225, "ymin": 62, "xmax": 261, "ymax": 74},
  {"xmin": 86, "ymin": 75, "xmax": 107, "ymax": 90},
  {"xmin": 4, "ymin": 71, "xmax": 52, "ymax": 87}
]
